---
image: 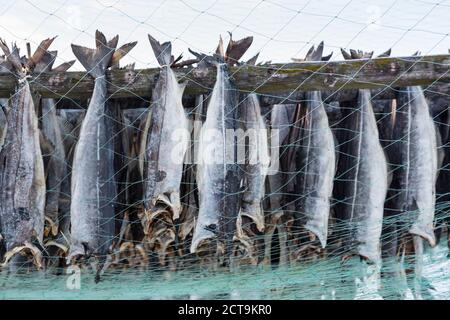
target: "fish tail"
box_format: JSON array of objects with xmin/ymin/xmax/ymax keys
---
[
  {"xmin": 71, "ymin": 30, "xmax": 136, "ymax": 78},
  {"xmin": 148, "ymin": 34, "xmax": 172, "ymax": 66},
  {"xmin": 0, "ymin": 242, "xmax": 43, "ymax": 270},
  {"xmin": 34, "ymin": 50, "xmax": 57, "ymax": 72},
  {"xmin": 0, "ymin": 37, "xmax": 56, "ymax": 75},
  {"xmin": 44, "ymin": 240, "xmax": 69, "ymax": 255},
  {"xmin": 71, "ymin": 30, "xmax": 117, "ymax": 77}
]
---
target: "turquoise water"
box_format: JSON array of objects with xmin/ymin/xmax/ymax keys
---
[{"xmin": 0, "ymin": 245, "xmax": 448, "ymax": 300}]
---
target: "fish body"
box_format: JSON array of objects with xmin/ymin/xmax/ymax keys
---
[
  {"xmin": 68, "ymin": 32, "xmax": 135, "ymax": 265},
  {"xmin": 144, "ymin": 35, "xmax": 188, "ymax": 220},
  {"xmin": 0, "ymin": 80, "xmax": 45, "ymax": 250},
  {"xmin": 392, "ymin": 86, "xmax": 437, "ymax": 246},
  {"xmin": 341, "ymin": 89, "xmax": 388, "ymax": 264},
  {"xmin": 265, "ymin": 104, "xmax": 295, "ymax": 212},
  {"xmin": 57, "ymin": 110, "xmax": 83, "ymax": 239},
  {"xmin": 295, "ymin": 91, "xmax": 335, "ymax": 248},
  {"xmin": 41, "ymin": 99, "xmax": 67, "ymax": 235},
  {"xmin": 0, "ymin": 61, "xmax": 9, "ymax": 153},
  {"xmin": 69, "ymin": 75, "xmax": 116, "ymax": 259},
  {"xmin": 191, "ymin": 62, "xmax": 243, "ymax": 257},
  {"xmin": 240, "ymin": 93, "xmax": 270, "ymax": 232},
  {"xmin": 435, "ymin": 105, "xmax": 450, "ymax": 246},
  {"xmin": 34, "ymin": 50, "xmax": 75, "ymax": 244},
  {"xmin": 0, "ymin": 98, "xmax": 7, "ymax": 152},
  {"xmin": 0, "ymin": 39, "xmax": 54, "ymax": 267}
]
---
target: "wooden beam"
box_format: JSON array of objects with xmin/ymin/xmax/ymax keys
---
[
  {"xmin": 259, "ymin": 82, "xmax": 450, "ymax": 106},
  {"xmin": 0, "ymin": 54, "xmax": 448, "ymax": 99}
]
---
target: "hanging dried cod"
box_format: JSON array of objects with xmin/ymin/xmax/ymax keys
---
[
  {"xmin": 233, "ymin": 53, "xmax": 270, "ymax": 267},
  {"xmin": 189, "ymin": 34, "xmax": 253, "ymax": 265},
  {"xmin": 141, "ymin": 35, "xmax": 190, "ymax": 269},
  {"xmin": 290, "ymin": 43, "xmax": 335, "ymax": 260},
  {"xmin": 0, "ymin": 38, "xmax": 55, "ymax": 270},
  {"xmin": 35, "ymin": 50, "xmax": 75, "ymax": 244},
  {"xmin": 68, "ymin": 30, "xmax": 136, "ymax": 281},
  {"xmin": 391, "ymin": 85, "xmax": 438, "ymax": 299},
  {"xmin": 143, "ymin": 34, "xmax": 189, "ymax": 218}
]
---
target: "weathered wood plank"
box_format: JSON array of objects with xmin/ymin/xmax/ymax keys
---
[
  {"xmin": 0, "ymin": 54, "xmax": 448, "ymax": 99},
  {"xmin": 259, "ymin": 82, "xmax": 450, "ymax": 106}
]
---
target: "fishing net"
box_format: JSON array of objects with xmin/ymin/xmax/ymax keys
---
[{"xmin": 0, "ymin": 0, "xmax": 449, "ymax": 300}]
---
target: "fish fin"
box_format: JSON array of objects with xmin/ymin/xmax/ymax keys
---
[
  {"xmin": 52, "ymin": 59, "xmax": 76, "ymax": 72},
  {"xmin": 44, "ymin": 240, "xmax": 68, "ymax": 254},
  {"xmin": 311, "ymin": 41, "xmax": 324, "ymax": 61},
  {"xmin": 1, "ymin": 242, "xmax": 43, "ymax": 270},
  {"xmin": 188, "ymin": 48, "xmax": 203, "ymax": 61},
  {"xmin": 0, "ymin": 40, "xmax": 24, "ymax": 75},
  {"xmin": 71, "ymin": 30, "xmax": 118, "ymax": 78},
  {"xmin": 188, "ymin": 48, "xmax": 217, "ymax": 67},
  {"xmin": 225, "ymin": 33, "xmax": 253, "ymax": 65},
  {"xmin": 341, "ymin": 48, "xmax": 352, "ymax": 60},
  {"xmin": 378, "ymin": 48, "xmax": 391, "ymax": 57},
  {"xmin": 190, "ymin": 224, "xmax": 217, "ymax": 254},
  {"xmin": 350, "ymin": 49, "xmax": 373, "ymax": 59},
  {"xmin": 26, "ymin": 37, "xmax": 57, "ymax": 72},
  {"xmin": 44, "ymin": 215, "xmax": 59, "ymax": 237},
  {"xmin": 172, "ymin": 53, "xmax": 183, "ymax": 66},
  {"xmin": 343, "ymin": 48, "xmax": 374, "ymax": 60},
  {"xmin": 66, "ymin": 243, "xmax": 87, "ymax": 264},
  {"xmin": 350, "ymin": 49, "xmax": 360, "ymax": 59},
  {"xmin": 34, "ymin": 50, "xmax": 57, "ymax": 72},
  {"xmin": 109, "ymin": 41, "xmax": 137, "ymax": 68},
  {"xmin": 240, "ymin": 204, "xmax": 265, "ymax": 232},
  {"xmin": 322, "ymin": 51, "xmax": 333, "ymax": 61},
  {"xmin": 365, "ymin": 51, "xmax": 374, "ymax": 58},
  {"xmin": 246, "ymin": 52, "xmax": 259, "ymax": 66},
  {"xmin": 0, "ymin": 54, "xmax": 13, "ymax": 73},
  {"xmin": 148, "ymin": 34, "xmax": 172, "ymax": 66},
  {"xmin": 304, "ymin": 44, "xmax": 316, "ymax": 61},
  {"xmin": 216, "ymin": 35, "xmax": 225, "ymax": 58}
]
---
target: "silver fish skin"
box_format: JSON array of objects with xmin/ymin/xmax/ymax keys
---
[
  {"xmin": 68, "ymin": 33, "xmax": 121, "ymax": 261},
  {"xmin": 393, "ymin": 86, "xmax": 438, "ymax": 246},
  {"xmin": 0, "ymin": 39, "xmax": 56, "ymax": 265},
  {"xmin": 265, "ymin": 104, "xmax": 295, "ymax": 212},
  {"xmin": 144, "ymin": 36, "xmax": 188, "ymax": 220},
  {"xmin": 69, "ymin": 75, "xmax": 116, "ymax": 260},
  {"xmin": 139, "ymin": 108, "xmax": 152, "ymax": 179},
  {"xmin": 104, "ymin": 103, "xmax": 128, "ymax": 236},
  {"xmin": 34, "ymin": 51, "xmax": 74, "ymax": 239},
  {"xmin": 41, "ymin": 98, "xmax": 67, "ymax": 234},
  {"xmin": 0, "ymin": 81, "xmax": 45, "ymax": 252},
  {"xmin": 0, "ymin": 98, "xmax": 7, "ymax": 153},
  {"xmin": 296, "ymin": 91, "xmax": 335, "ymax": 248},
  {"xmin": 0, "ymin": 60, "xmax": 10, "ymax": 154},
  {"xmin": 124, "ymin": 109, "xmax": 148, "ymax": 206},
  {"xmin": 56, "ymin": 111, "xmax": 81, "ymax": 238},
  {"xmin": 239, "ymin": 93, "xmax": 270, "ymax": 232},
  {"xmin": 342, "ymin": 89, "xmax": 388, "ymax": 265},
  {"xmin": 191, "ymin": 62, "xmax": 243, "ymax": 255},
  {"xmin": 435, "ymin": 105, "xmax": 450, "ymax": 246}
]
